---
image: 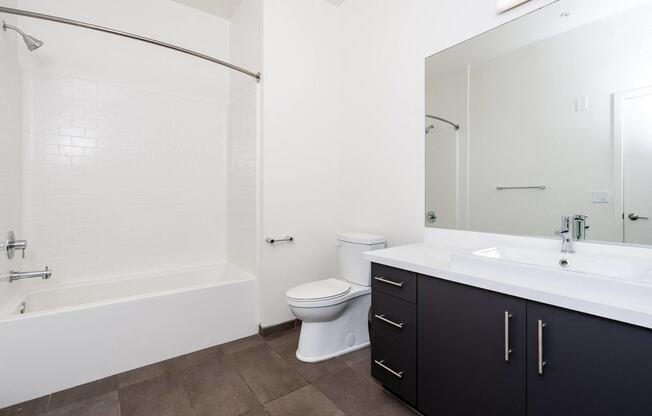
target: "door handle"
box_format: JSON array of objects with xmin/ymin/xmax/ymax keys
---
[
  {"xmin": 504, "ymin": 311, "xmax": 513, "ymax": 362},
  {"xmin": 628, "ymin": 213, "xmax": 649, "ymax": 221},
  {"xmin": 538, "ymin": 320, "xmax": 546, "ymax": 375}
]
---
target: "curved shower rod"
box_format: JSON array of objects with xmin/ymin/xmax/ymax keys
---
[
  {"xmin": 426, "ymin": 114, "xmax": 460, "ymax": 131},
  {"xmin": 0, "ymin": 6, "xmax": 261, "ymax": 82}
]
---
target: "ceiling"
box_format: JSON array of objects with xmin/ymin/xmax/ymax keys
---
[
  {"xmin": 171, "ymin": 0, "xmax": 244, "ymax": 20},
  {"xmin": 172, "ymin": 0, "xmax": 347, "ymax": 20}
]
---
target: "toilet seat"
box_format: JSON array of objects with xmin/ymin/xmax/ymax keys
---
[
  {"xmin": 287, "ymin": 279, "xmax": 370, "ymax": 309},
  {"xmin": 287, "ymin": 278, "xmax": 351, "ymax": 302}
]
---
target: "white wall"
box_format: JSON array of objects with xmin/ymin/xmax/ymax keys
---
[
  {"xmin": 257, "ymin": 0, "xmax": 555, "ymax": 326},
  {"xmin": 5, "ymin": 0, "xmax": 231, "ymax": 286},
  {"xmin": 0, "ymin": 2, "xmax": 24, "ymax": 305},
  {"xmin": 259, "ymin": 0, "xmax": 344, "ymax": 326},
  {"xmin": 227, "ymin": 0, "xmax": 262, "ymax": 275}
]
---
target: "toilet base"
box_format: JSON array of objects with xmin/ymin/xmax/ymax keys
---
[
  {"xmin": 294, "ymin": 294, "xmax": 371, "ymax": 363},
  {"xmin": 296, "ymin": 341, "xmax": 369, "ymax": 363}
]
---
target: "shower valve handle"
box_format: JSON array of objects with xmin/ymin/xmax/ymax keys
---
[{"xmin": 4, "ymin": 231, "xmax": 27, "ymax": 259}]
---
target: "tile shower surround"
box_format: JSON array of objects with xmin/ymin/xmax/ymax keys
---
[{"xmin": 21, "ymin": 70, "xmax": 228, "ymax": 282}]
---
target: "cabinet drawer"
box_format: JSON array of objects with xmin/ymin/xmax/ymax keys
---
[
  {"xmin": 371, "ymin": 337, "xmax": 417, "ymax": 407},
  {"xmin": 371, "ymin": 263, "xmax": 417, "ymax": 303},
  {"xmin": 371, "ymin": 291, "xmax": 416, "ymax": 350}
]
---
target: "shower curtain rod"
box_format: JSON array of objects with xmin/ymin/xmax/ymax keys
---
[
  {"xmin": 426, "ymin": 114, "xmax": 460, "ymax": 131},
  {"xmin": 0, "ymin": 6, "xmax": 261, "ymax": 82}
]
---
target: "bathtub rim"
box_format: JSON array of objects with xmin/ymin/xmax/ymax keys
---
[{"xmin": 0, "ymin": 262, "xmax": 256, "ymax": 322}]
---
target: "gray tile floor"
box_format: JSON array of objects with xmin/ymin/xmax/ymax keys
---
[{"xmin": 1, "ymin": 329, "xmax": 418, "ymax": 416}]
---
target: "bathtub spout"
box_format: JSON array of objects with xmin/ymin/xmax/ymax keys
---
[{"xmin": 1, "ymin": 266, "xmax": 52, "ymax": 283}]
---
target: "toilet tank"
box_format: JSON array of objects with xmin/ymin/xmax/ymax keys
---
[{"xmin": 337, "ymin": 232, "xmax": 386, "ymax": 286}]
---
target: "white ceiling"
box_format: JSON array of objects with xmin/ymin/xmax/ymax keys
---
[
  {"xmin": 172, "ymin": 0, "xmax": 347, "ymax": 20},
  {"xmin": 171, "ymin": 0, "xmax": 244, "ymax": 20}
]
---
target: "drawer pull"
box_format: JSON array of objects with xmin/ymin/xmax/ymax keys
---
[
  {"xmin": 374, "ymin": 276, "xmax": 404, "ymax": 287},
  {"xmin": 374, "ymin": 360, "xmax": 403, "ymax": 378},
  {"xmin": 374, "ymin": 314, "xmax": 405, "ymax": 329}
]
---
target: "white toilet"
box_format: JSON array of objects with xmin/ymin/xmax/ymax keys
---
[{"xmin": 286, "ymin": 232, "xmax": 386, "ymax": 362}]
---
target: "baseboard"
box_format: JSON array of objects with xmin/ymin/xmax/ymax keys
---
[{"xmin": 258, "ymin": 319, "xmax": 301, "ymax": 338}]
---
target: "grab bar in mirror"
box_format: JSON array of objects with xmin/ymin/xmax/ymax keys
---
[{"xmin": 496, "ymin": 185, "xmax": 546, "ymax": 191}]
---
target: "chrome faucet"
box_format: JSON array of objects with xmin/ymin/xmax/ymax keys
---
[
  {"xmin": 1, "ymin": 266, "xmax": 52, "ymax": 283},
  {"xmin": 555, "ymin": 216, "xmax": 574, "ymax": 253},
  {"xmin": 572, "ymin": 214, "xmax": 590, "ymax": 241}
]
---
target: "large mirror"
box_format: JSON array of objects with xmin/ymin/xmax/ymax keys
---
[{"xmin": 425, "ymin": 0, "xmax": 652, "ymax": 246}]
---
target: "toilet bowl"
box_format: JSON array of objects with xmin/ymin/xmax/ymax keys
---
[{"xmin": 286, "ymin": 232, "xmax": 386, "ymax": 362}]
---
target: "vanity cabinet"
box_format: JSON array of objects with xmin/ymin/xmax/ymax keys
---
[
  {"xmin": 370, "ymin": 263, "xmax": 652, "ymax": 416},
  {"xmin": 418, "ymin": 277, "xmax": 526, "ymax": 416},
  {"xmin": 526, "ymin": 301, "xmax": 652, "ymax": 416},
  {"xmin": 370, "ymin": 264, "xmax": 418, "ymax": 407}
]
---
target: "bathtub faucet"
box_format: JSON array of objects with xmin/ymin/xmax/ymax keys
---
[{"xmin": 1, "ymin": 266, "xmax": 52, "ymax": 283}]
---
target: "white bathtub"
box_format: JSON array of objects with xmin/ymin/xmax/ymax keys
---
[{"xmin": 0, "ymin": 263, "xmax": 259, "ymax": 408}]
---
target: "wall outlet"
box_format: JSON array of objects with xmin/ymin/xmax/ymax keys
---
[{"xmin": 592, "ymin": 190, "xmax": 609, "ymax": 203}]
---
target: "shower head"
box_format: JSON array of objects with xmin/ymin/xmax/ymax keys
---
[
  {"xmin": 2, "ymin": 20, "xmax": 43, "ymax": 51},
  {"xmin": 21, "ymin": 33, "xmax": 43, "ymax": 51}
]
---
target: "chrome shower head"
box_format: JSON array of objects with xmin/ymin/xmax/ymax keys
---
[
  {"xmin": 2, "ymin": 20, "xmax": 43, "ymax": 51},
  {"xmin": 22, "ymin": 33, "xmax": 43, "ymax": 51}
]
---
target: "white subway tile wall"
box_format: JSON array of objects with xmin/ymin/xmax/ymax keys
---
[
  {"xmin": 227, "ymin": 80, "xmax": 258, "ymax": 275},
  {"xmin": 226, "ymin": 0, "xmax": 262, "ymax": 276},
  {"xmin": 21, "ymin": 70, "xmax": 228, "ymax": 282},
  {"xmin": 0, "ymin": 13, "xmax": 24, "ymax": 306}
]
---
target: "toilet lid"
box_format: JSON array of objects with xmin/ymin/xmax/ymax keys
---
[{"xmin": 287, "ymin": 278, "xmax": 351, "ymax": 301}]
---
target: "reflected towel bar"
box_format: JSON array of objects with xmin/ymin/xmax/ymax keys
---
[{"xmin": 496, "ymin": 185, "xmax": 546, "ymax": 191}]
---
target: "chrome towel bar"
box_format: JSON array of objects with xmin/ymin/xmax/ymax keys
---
[
  {"xmin": 496, "ymin": 185, "xmax": 546, "ymax": 191},
  {"xmin": 265, "ymin": 236, "xmax": 294, "ymax": 245}
]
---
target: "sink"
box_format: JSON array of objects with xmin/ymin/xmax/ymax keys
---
[{"xmin": 451, "ymin": 245, "xmax": 652, "ymax": 282}]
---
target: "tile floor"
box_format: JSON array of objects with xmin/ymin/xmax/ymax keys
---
[{"xmin": 0, "ymin": 329, "xmax": 418, "ymax": 416}]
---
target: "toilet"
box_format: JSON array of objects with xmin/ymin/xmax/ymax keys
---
[{"xmin": 286, "ymin": 232, "xmax": 386, "ymax": 362}]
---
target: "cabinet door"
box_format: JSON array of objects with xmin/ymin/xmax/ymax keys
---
[
  {"xmin": 418, "ymin": 277, "xmax": 526, "ymax": 416},
  {"xmin": 527, "ymin": 302, "xmax": 652, "ymax": 416}
]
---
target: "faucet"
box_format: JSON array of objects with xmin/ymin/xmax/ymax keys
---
[
  {"xmin": 555, "ymin": 216, "xmax": 574, "ymax": 253},
  {"xmin": 1, "ymin": 266, "xmax": 52, "ymax": 283}
]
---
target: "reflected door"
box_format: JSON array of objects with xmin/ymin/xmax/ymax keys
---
[{"xmin": 622, "ymin": 88, "xmax": 652, "ymax": 245}]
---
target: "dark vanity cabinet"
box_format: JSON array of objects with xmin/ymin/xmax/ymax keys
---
[
  {"xmin": 370, "ymin": 263, "xmax": 652, "ymax": 416},
  {"xmin": 370, "ymin": 263, "xmax": 418, "ymax": 407},
  {"xmin": 526, "ymin": 302, "xmax": 652, "ymax": 416},
  {"xmin": 418, "ymin": 277, "xmax": 526, "ymax": 416}
]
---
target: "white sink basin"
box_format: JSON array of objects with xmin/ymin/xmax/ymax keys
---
[{"xmin": 452, "ymin": 246, "xmax": 652, "ymax": 282}]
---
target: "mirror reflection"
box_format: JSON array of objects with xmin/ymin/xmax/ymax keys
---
[{"xmin": 425, "ymin": 0, "xmax": 652, "ymax": 246}]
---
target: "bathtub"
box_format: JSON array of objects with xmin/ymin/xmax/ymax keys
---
[{"xmin": 0, "ymin": 263, "xmax": 259, "ymax": 408}]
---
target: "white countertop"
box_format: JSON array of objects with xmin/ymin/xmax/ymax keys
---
[{"xmin": 365, "ymin": 241, "xmax": 652, "ymax": 330}]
